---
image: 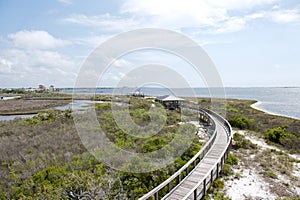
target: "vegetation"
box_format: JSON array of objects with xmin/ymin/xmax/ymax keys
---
[
  {"xmin": 0, "ymin": 97, "xmax": 204, "ymax": 199},
  {"xmin": 226, "ymin": 154, "xmax": 238, "ymax": 165},
  {"xmin": 228, "ymin": 114, "xmax": 254, "ymax": 130},
  {"xmin": 232, "ymin": 133, "xmax": 257, "ymax": 150},
  {"xmin": 1, "ymin": 95, "xmax": 299, "ymax": 199},
  {"xmin": 265, "ymin": 126, "xmax": 300, "ymax": 151},
  {"xmin": 198, "ymin": 98, "xmax": 300, "ymax": 152},
  {"xmin": 0, "ymin": 99, "xmax": 70, "ymax": 115}
]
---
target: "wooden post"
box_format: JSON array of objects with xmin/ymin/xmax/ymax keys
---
[
  {"xmin": 211, "ymin": 169, "xmax": 214, "ymax": 184},
  {"xmin": 155, "ymin": 192, "xmax": 158, "ymax": 200},
  {"xmin": 216, "ymin": 163, "xmax": 219, "ymax": 178},
  {"xmin": 168, "ymin": 182, "xmax": 170, "ymax": 192},
  {"xmin": 194, "ymin": 188, "xmax": 197, "ymax": 200},
  {"xmin": 178, "ymin": 174, "xmax": 181, "ymax": 184},
  {"xmin": 203, "ymin": 179, "xmax": 207, "ymax": 196}
]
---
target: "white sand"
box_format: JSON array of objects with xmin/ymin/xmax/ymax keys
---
[
  {"xmin": 224, "ymin": 130, "xmax": 300, "ymax": 199},
  {"xmin": 226, "ymin": 169, "xmax": 276, "ymax": 200}
]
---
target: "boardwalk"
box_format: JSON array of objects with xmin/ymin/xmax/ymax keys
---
[
  {"xmin": 163, "ymin": 115, "xmax": 230, "ymax": 199},
  {"xmin": 139, "ymin": 109, "xmax": 232, "ymax": 200}
]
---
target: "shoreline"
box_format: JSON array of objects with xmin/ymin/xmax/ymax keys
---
[
  {"xmin": 250, "ymin": 101, "xmax": 300, "ymax": 120},
  {"xmin": 1, "ymin": 97, "xmax": 299, "ymax": 121}
]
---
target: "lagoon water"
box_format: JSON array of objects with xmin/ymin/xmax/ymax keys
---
[
  {"xmin": 0, "ymin": 100, "xmax": 103, "ymax": 121},
  {"xmin": 1, "ymin": 87, "xmax": 299, "ymax": 121},
  {"xmin": 62, "ymin": 87, "xmax": 300, "ymax": 120}
]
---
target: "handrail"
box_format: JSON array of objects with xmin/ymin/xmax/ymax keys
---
[
  {"xmin": 139, "ymin": 108, "xmax": 220, "ymax": 200},
  {"xmin": 182, "ymin": 109, "xmax": 232, "ymax": 199}
]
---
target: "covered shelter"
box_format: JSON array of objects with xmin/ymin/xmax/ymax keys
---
[{"xmin": 155, "ymin": 95, "xmax": 185, "ymax": 110}]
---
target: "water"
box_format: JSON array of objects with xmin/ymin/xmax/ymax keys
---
[
  {"xmin": 0, "ymin": 114, "xmax": 36, "ymax": 121},
  {"xmin": 1, "ymin": 88, "xmax": 299, "ymax": 121},
  {"xmin": 0, "ymin": 100, "xmax": 104, "ymax": 121},
  {"xmin": 62, "ymin": 87, "xmax": 300, "ymax": 120}
]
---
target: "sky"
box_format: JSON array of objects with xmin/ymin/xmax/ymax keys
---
[{"xmin": 0, "ymin": 0, "xmax": 300, "ymax": 88}]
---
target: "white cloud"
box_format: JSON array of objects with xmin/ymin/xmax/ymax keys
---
[
  {"xmin": 215, "ymin": 17, "xmax": 247, "ymax": 34},
  {"xmin": 0, "ymin": 58, "xmax": 13, "ymax": 74},
  {"xmin": 202, "ymin": 0, "xmax": 276, "ymax": 10},
  {"xmin": 0, "ymin": 49, "xmax": 77, "ymax": 87},
  {"xmin": 245, "ymin": 12, "xmax": 266, "ymax": 20},
  {"xmin": 268, "ymin": 9, "xmax": 300, "ymax": 23},
  {"xmin": 62, "ymin": 0, "xmax": 298, "ymax": 36},
  {"xmin": 121, "ymin": 0, "xmax": 228, "ymax": 28},
  {"xmin": 120, "ymin": 0, "xmax": 276, "ymax": 32},
  {"xmin": 62, "ymin": 14, "xmax": 140, "ymax": 31},
  {"xmin": 57, "ymin": 0, "xmax": 72, "ymax": 5},
  {"xmin": 74, "ymin": 35, "xmax": 113, "ymax": 48},
  {"xmin": 8, "ymin": 30, "xmax": 70, "ymax": 49}
]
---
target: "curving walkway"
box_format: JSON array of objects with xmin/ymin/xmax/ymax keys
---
[
  {"xmin": 163, "ymin": 114, "xmax": 230, "ymax": 199},
  {"xmin": 139, "ymin": 108, "xmax": 232, "ymax": 200}
]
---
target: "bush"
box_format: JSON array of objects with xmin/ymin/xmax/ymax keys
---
[
  {"xmin": 233, "ymin": 133, "xmax": 257, "ymax": 150},
  {"xmin": 221, "ymin": 164, "xmax": 234, "ymax": 176},
  {"xmin": 265, "ymin": 127, "xmax": 289, "ymax": 145},
  {"xmin": 226, "ymin": 154, "xmax": 238, "ymax": 165},
  {"xmin": 228, "ymin": 115, "xmax": 254, "ymax": 130},
  {"xmin": 212, "ymin": 178, "xmax": 224, "ymax": 190}
]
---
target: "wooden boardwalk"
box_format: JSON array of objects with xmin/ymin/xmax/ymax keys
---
[
  {"xmin": 139, "ymin": 108, "xmax": 232, "ymax": 200},
  {"xmin": 163, "ymin": 115, "xmax": 229, "ymax": 199}
]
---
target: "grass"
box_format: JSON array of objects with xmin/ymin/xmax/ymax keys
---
[{"xmin": 0, "ymin": 99, "xmax": 70, "ymax": 115}]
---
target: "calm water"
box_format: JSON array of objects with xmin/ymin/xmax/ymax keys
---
[
  {"xmin": 61, "ymin": 87, "xmax": 300, "ymax": 120},
  {"xmin": 0, "ymin": 100, "xmax": 104, "ymax": 121},
  {"xmin": 1, "ymin": 88, "xmax": 299, "ymax": 121}
]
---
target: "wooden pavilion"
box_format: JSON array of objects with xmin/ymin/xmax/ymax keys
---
[{"xmin": 155, "ymin": 95, "xmax": 185, "ymax": 110}]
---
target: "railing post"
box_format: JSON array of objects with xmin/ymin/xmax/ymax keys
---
[
  {"xmin": 211, "ymin": 169, "xmax": 214, "ymax": 184},
  {"xmin": 155, "ymin": 192, "xmax": 158, "ymax": 200},
  {"xmin": 194, "ymin": 188, "xmax": 197, "ymax": 200},
  {"xmin": 203, "ymin": 178, "xmax": 206, "ymax": 196},
  {"xmin": 216, "ymin": 163, "xmax": 219, "ymax": 178},
  {"xmin": 168, "ymin": 183, "xmax": 170, "ymax": 192},
  {"xmin": 177, "ymin": 174, "xmax": 181, "ymax": 184}
]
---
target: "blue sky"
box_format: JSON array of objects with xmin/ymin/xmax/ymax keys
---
[{"xmin": 1, "ymin": 0, "xmax": 300, "ymax": 88}]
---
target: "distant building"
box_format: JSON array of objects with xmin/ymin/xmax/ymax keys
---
[
  {"xmin": 155, "ymin": 95, "xmax": 185, "ymax": 110},
  {"xmin": 39, "ymin": 85, "xmax": 46, "ymax": 92},
  {"xmin": 49, "ymin": 85, "xmax": 55, "ymax": 92}
]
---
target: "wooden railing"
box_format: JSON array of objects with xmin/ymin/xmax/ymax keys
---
[
  {"xmin": 139, "ymin": 107, "xmax": 232, "ymax": 200},
  {"xmin": 139, "ymin": 108, "xmax": 231, "ymax": 200},
  {"xmin": 181, "ymin": 108, "xmax": 232, "ymax": 200}
]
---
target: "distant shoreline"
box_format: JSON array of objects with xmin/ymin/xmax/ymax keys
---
[{"xmin": 251, "ymin": 101, "xmax": 300, "ymax": 120}]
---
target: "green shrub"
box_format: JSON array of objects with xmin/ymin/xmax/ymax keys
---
[
  {"xmin": 221, "ymin": 164, "xmax": 234, "ymax": 176},
  {"xmin": 228, "ymin": 115, "xmax": 254, "ymax": 130},
  {"xmin": 265, "ymin": 127, "xmax": 289, "ymax": 144},
  {"xmin": 212, "ymin": 191, "xmax": 231, "ymax": 200},
  {"xmin": 212, "ymin": 178, "xmax": 224, "ymax": 190},
  {"xmin": 233, "ymin": 133, "xmax": 257, "ymax": 149},
  {"xmin": 226, "ymin": 154, "xmax": 238, "ymax": 165}
]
